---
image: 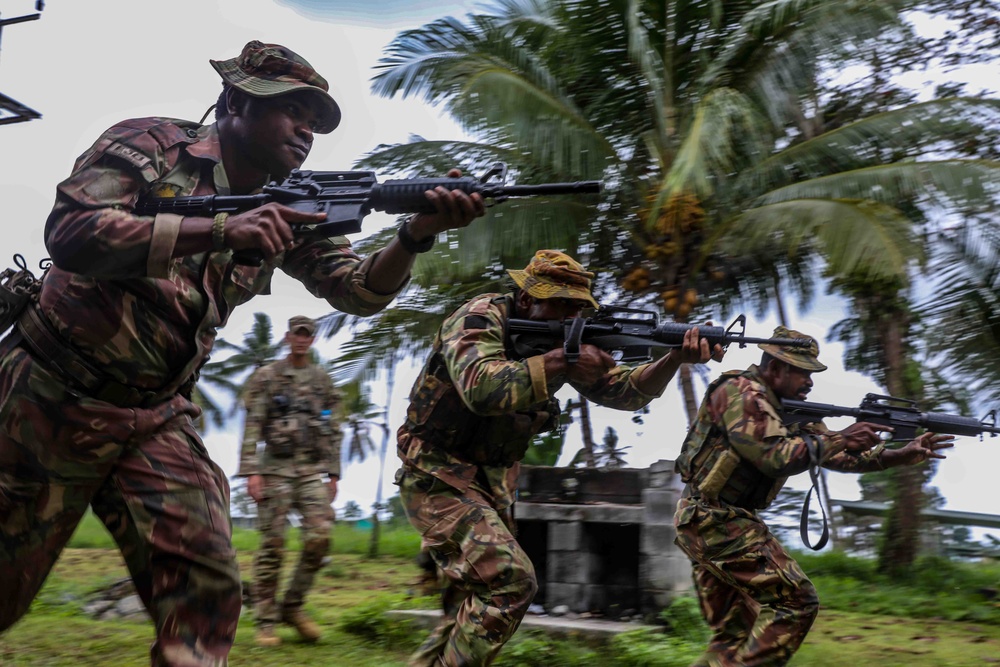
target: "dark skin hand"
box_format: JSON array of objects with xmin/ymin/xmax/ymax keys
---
[
  {"xmin": 881, "ymin": 432, "xmax": 956, "ymax": 466},
  {"xmin": 839, "ymin": 421, "xmax": 891, "ymax": 454}
]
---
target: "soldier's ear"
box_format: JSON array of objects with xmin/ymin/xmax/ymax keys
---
[
  {"xmin": 760, "ymin": 356, "xmax": 781, "ymax": 382},
  {"xmin": 514, "ymin": 289, "xmax": 533, "ymax": 315},
  {"xmin": 226, "ymin": 88, "xmax": 251, "ymax": 117}
]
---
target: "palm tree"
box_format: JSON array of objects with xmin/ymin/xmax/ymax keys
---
[
  {"xmin": 359, "ymin": 0, "xmax": 1000, "ymax": 571},
  {"xmin": 365, "ymin": 0, "xmax": 997, "ymax": 415},
  {"xmin": 189, "ymin": 312, "xmax": 285, "ymax": 430},
  {"xmin": 327, "ymin": 312, "xmax": 416, "ymax": 558}
]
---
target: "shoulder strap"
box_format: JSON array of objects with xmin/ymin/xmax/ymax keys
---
[{"xmin": 798, "ymin": 434, "xmax": 830, "ymax": 551}]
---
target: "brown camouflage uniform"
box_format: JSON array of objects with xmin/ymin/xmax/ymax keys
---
[
  {"xmin": 0, "ymin": 113, "xmax": 400, "ymax": 666},
  {"xmin": 238, "ymin": 355, "xmax": 341, "ymax": 627},
  {"xmin": 397, "ymin": 288, "xmax": 664, "ymax": 667},
  {"xmin": 674, "ymin": 361, "xmax": 886, "ymax": 667}
]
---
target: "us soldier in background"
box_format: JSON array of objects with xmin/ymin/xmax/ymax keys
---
[
  {"xmin": 673, "ymin": 327, "xmax": 956, "ymax": 667},
  {"xmin": 0, "ymin": 40, "xmax": 484, "ymax": 666},
  {"xmin": 395, "ymin": 249, "xmax": 725, "ymax": 667},
  {"xmin": 238, "ymin": 315, "xmax": 341, "ymax": 646}
]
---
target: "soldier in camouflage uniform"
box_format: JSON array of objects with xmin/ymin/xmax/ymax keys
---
[
  {"xmin": 0, "ymin": 41, "xmax": 484, "ymax": 666},
  {"xmin": 396, "ymin": 249, "xmax": 725, "ymax": 667},
  {"xmin": 673, "ymin": 327, "xmax": 956, "ymax": 667},
  {"xmin": 238, "ymin": 315, "xmax": 341, "ymax": 646}
]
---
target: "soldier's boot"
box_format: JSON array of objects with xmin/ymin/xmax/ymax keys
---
[
  {"xmin": 281, "ymin": 608, "xmax": 322, "ymax": 642},
  {"xmin": 254, "ymin": 624, "xmax": 282, "ymax": 647}
]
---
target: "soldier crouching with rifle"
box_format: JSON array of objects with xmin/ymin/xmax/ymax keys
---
[
  {"xmin": 673, "ymin": 327, "xmax": 955, "ymax": 667},
  {"xmin": 394, "ymin": 249, "xmax": 726, "ymax": 667}
]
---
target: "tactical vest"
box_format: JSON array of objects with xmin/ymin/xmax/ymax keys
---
[
  {"xmin": 675, "ymin": 368, "xmax": 785, "ymax": 510},
  {"xmin": 262, "ymin": 362, "xmax": 336, "ymax": 460},
  {"xmin": 405, "ymin": 294, "xmax": 560, "ymax": 467}
]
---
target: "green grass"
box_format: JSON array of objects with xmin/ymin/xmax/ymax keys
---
[
  {"xmin": 3, "ymin": 518, "xmax": 998, "ymax": 666},
  {"xmin": 67, "ymin": 510, "xmax": 423, "ymax": 558}
]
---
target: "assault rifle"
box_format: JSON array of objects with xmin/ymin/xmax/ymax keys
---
[
  {"xmin": 781, "ymin": 393, "xmax": 1000, "ymax": 442},
  {"xmin": 508, "ymin": 306, "xmax": 811, "ymax": 364},
  {"xmin": 783, "ymin": 393, "xmax": 999, "ymax": 551},
  {"xmin": 134, "ymin": 163, "xmax": 601, "ymax": 264}
]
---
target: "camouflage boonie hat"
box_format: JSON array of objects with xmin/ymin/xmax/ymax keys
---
[
  {"xmin": 210, "ymin": 40, "xmax": 341, "ymax": 133},
  {"xmin": 288, "ymin": 315, "xmax": 317, "ymax": 335},
  {"xmin": 759, "ymin": 326, "xmax": 827, "ymax": 372},
  {"xmin": 507, "ymin": 249, "xmax": 599, "ymax": 309}
]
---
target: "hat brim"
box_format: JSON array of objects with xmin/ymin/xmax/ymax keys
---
[
  {"xmin": 507, "ymin": 269, "xmax": 599, "ymax": 309},
  {"xmin": 210, "ymin": 60, "xmax": 341, "ymax": 133},
  {"xmin": 758, "ymin": 343, "xmax": 828, "ymax": 372}
]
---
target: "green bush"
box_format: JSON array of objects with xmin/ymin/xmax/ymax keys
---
[
  {"xmin": 338, "ymin": 594, "xmax": 422, "ymax": 648},
  {"xmin": 796, "ymin": 550, "xmax": 1000, "ymax": 625},
  {"xmin": 608, "ymin": 628, "xmax": 704, "ymax": 667},
  {"xmin": 658, "ymin": 595, "xmax": 709, "ymax": 645},
  {"xmin": 68, "ymin": 510, "xmax": 422, "ymax": 559},
  {"xmin": 495, "ymin": 631, "xmax": 600, "ymax": 667}
]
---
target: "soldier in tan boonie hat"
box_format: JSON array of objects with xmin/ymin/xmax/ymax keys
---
[
  {"xmin": 211, "ymin": 40, "xmax": 341, "ymax": 133},
  {"xmin": 506, "ymin": 249, "xmax": 599, "ymax": 310},
  {"xmin": 288, "ymin": 315, "xmax": 317, "ymax": 336},
  {"xmin": 758, "ymin": 325, "xmax": 827, "ymax": 372}
]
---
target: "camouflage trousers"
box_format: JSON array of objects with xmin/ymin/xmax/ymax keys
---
[
  {"xmin": 397, "ymin": 467, "xmax": 537, "ymax": 667},
  {"xmin": 674, "ymin": 497, "xmax": 819, "ymax": 667},
  {"xmin": 0, "ymin": 338, "xmax": 241, "ymax": 667},
  {"xmin": 252, "ymin": 473, "xmax": 333, "ymax": 624}
]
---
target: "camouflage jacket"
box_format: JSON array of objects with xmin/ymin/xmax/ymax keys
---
[
  {"xmin": 675, "ymin": 365, "xmax": 884, "ymax": 512},
  {"xmin": 397, "ymin": 293, "xmax": 664, "ymax": 509},
  {"xmin": 37, "ymin": 117, "xmax": 403, "ymax": 396},
  {"xmin": 238, "ymin": 357, "xmax": 342, "ymax": 479}
]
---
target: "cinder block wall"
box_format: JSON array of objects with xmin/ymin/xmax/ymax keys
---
[{"xmin": 515, "ymin": 461, "xmax": 692, "ymax": 618}]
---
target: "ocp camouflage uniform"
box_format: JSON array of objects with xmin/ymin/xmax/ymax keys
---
[
  {"xmin": 239, "ymin": 357, "xmax": 341, "ymax": 627},
  {"xmin": 674, "ymin": 365, "xmax": 887, "ymax": 666},
  {"xmin": 397, "ymin": 292, "xmax": 664, "ymax": 667},
  {"xmin": 0, "ymin": 116, "xmax": 401, "ymax": 665}
]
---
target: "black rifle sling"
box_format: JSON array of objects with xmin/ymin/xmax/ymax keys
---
[
  {"xmin": 799, "ymin": 434, "xmax": 830, "ymax": 551},
  {"xmin": 563, "ymin": 317, "xmax": 586, "ymax": 364}
]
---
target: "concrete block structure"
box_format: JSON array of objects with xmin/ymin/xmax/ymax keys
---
[{"xmin": 515, "ymin": 461, "xmax": 692, "ymax": 618}]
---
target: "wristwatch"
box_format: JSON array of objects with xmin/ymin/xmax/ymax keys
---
[{"xmin": 397, "ymin": 217, "xmax": 435, "ymax": 254}]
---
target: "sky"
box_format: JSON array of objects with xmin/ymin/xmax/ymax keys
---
[{"xmin": 0, "ymin": 0, "xmax": 996, "ymax": 541}]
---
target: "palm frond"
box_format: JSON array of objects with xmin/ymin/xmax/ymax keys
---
[
  {"xmin": 750, "ymin": 160, "xmax": 1000, "ymax": 215},
  {"xmin": 743, "ymin": 99, "xmax": 1000, "ymax": 192},
  {"xmin": 732, "ymin": 198, "xmax": 921, "ymax": 281}
]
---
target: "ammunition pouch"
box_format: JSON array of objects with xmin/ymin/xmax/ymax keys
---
[
  {"xmin": 1, "ymin": 255, "xmax": 46, "ymax": 335},
  {"xmin": 264, "ymin": 407, "xmax": 328, "ymax": 462},
  {"xmin": 698, "ymin": 449, "xmax": 741, "ymax": 500},
  {"xmin": 459, "ymin": 403, "xmax": 559, "ymax": 467}
]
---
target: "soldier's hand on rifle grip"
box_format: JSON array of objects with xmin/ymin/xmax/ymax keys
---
[
  {"xmin": 555, "ymin": 343, "xmax": 616, "ymax": 384},
  {"xmin": 407, "ymin": 168, "xmax": 486, "ymax": 239},
  {"xmin": 839, "ymin": 422, "xmax": 890, "ymax": 453},
  {"xmin": 226, "ymin": 203, "xmax": 325, "ymax": 261}
]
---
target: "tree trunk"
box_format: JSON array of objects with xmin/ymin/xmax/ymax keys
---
[
  {"xmin": 577, "ymin": 394, "xmax": 597, "ymax": 467},
  {"xmin": 367, "ymin": 364, "xmax": 396, "ymax": 559},
  {"xmin": 876, "ymin": 308, "xmax": 923, "ymax": 574}
]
